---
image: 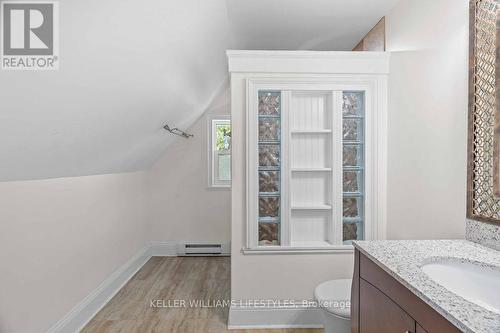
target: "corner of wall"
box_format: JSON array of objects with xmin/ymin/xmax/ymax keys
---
[{"xmin": 466, "ymin": 219, "xmax": 500, "ymax": 251}]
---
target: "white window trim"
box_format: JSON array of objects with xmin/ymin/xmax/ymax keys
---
[
  {"xmin": 208, "ymin": 115, "xmax": 231, "ymax": 189},
  {"xmin": 244, "ymin": 76, "xmax": 387, "ymax": 254}
]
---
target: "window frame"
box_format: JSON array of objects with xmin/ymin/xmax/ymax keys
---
[
  {"xmin": 208, "ymin": 115, "xmax": 232, "ymax": 189},
  {"xmin": 244, "ymin": 77, "xmax": 387, "ymax": 253}
]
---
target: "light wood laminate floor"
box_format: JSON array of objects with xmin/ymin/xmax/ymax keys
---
[{"xmin": 83, "ymin": 257, "xmax": 323, "ymax": 333}]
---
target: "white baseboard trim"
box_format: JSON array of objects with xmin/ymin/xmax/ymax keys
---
[
  {"xmin": 228, "ymin": 304, "xmax": 323, "ymax": 329},
  {"xmin": 46, "ymin": 245, "xmax": 152, "ymax": 333},
  {"xmin": 151, "ymin": 240, "xmax": 231, "ymax": 256},
  {"xmin": 150, "ymin": 241, "xmax": 178, "ymax": 256}
]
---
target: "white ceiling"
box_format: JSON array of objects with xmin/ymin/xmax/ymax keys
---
[
  {"xmin": 0, "ymin": 0, "xmax": 399, "ymax": 181},
  {"xmin": 228, "ymin": 0, "xmax": 397, "ymax": 50}
]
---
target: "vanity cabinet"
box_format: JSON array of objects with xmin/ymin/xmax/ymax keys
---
[
  {"xmin": 351, "ymin": 250, "xmax": 461, "ymax": 333},
  {"xmin": 360, "ymin": 279, "xmax": 414, "ymax": 333},
  {"xmin": 417, "ymin": 324, "xmax": 429, "ymax": 333}
]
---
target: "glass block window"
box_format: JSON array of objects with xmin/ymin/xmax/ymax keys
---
[
  {"xmin": 342, "ymin": 92, "xmax": 364, "ymax": 243},
  {"xmin": 258, "ymin": 91, "xmax": 281, "ymax": 246}
]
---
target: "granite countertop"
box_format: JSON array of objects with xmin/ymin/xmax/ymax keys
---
[{"xmin": 352, "ymin": 240, "xmax": 500, "ymax": 333}]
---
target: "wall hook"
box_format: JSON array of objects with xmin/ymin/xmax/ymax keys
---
[{"xmin": 163, "ymin": 124, "xmax": 194, "ymax": 139}]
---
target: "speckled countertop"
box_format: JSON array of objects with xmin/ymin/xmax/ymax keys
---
[{"xmin": 352, "ymin": 240, "xmax": 500, "ymax": 333}]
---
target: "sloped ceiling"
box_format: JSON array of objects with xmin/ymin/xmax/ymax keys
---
[{"xmin": 0, "ymin": 0, "xmax": 399, "ymax": 181}]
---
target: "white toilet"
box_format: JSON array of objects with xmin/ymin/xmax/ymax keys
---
[{"xmin": 314, "ymin": 279, "xmax": 351, "ymax": 333}]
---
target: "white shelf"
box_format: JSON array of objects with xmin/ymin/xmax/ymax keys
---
[
  {"xmin": 291, "ymin": 168, "xmax": 332, "ymax": 172},
  {"xmin": 291, "ymin": 204, "xmax": 332, "ymax": 210},
  {"xmin": 291, "ymin": 129, "xmax": 332, "ymax": 134},
  {"xmin": 242, "ymin": 245, "xmax": 354, "ymax": 254}
]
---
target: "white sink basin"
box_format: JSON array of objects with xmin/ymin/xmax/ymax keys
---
[{"xmin": 421, "ymin": 260, "xmax": 500, "ymax": 314}]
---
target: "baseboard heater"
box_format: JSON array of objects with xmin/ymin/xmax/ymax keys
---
[{"xmin": 176, "ymin": 243, "xmax": 228, "ymax": 256}]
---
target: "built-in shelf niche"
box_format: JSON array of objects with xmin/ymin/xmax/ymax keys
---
[
  {"xmin": 290, "ymin": 92, "xmax": 331, "ymax": 130},
  {"xmin": 291, "ymin": 129, "xmax": 332, "ymax": 134},
  {"xmin": 253, "ymin": 89, "xmax": 368, "ymax": 248},
  {"xmin": 291, "ymin": 173, "xmax": 331, "ymax": 206},
  {"xmin": 288, "ymin": 91, "xmax": 334, "ymax": 247},
  {"xmin": 291, "ymin": 134, "xmax": 331, "ymax": 169},
  {"xmin": 291, "ymin": 168, "xmax": 332, "ymax": 172},
  {"xmin": 291, "ymin": 205, "xmax": 332, "ymax": 210},
  {"xmin": 291, "ymin": 210, "xmax": 333, "ymax": 245}
]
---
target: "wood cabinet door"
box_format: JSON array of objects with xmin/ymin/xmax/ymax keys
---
[
  {"xmin": 417, "ymin": 324, "xmax": 429, "ymax": 333},
  {"xmin": 360, "ymin": 279, "xmax": 415, "ymax": 333}
]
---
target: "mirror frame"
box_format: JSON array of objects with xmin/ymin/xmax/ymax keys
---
[
  {"xmin": 494, "ymin": 5, "xmax": 500, "ymax": 198},
  {"xmin": 467, "ymin": 0, "xmax": 500, "ymax": 225}
]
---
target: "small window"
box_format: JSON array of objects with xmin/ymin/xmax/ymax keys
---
[{"xmin": 209, "ymin": 117, "xmax": 231, "ymax": 188}]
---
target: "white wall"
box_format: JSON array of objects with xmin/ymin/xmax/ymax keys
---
[
  {"xmin": 385, "ymin": 0, "xmax": 468, "ymax": 239},
  {"xmin": 0, "ymin": 172, "xmax": 148, "ymax": 333},
  {"xmin": 147, "ymin": 88, "xmax": 231, "ymax": 243}
]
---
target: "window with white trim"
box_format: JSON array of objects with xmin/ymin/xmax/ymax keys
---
[
  {"xmin": 209, "ymin": 117, "xmax": 231, "ymax": 188},
  {"xmin": 246, "ymin": 83, "xmax": 382, "ymax": 251}
]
